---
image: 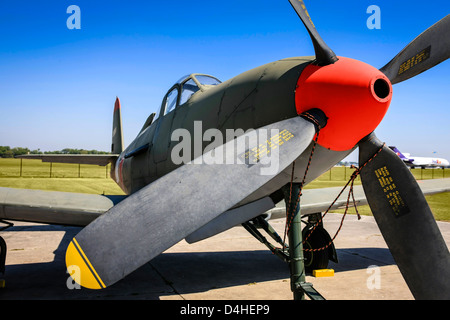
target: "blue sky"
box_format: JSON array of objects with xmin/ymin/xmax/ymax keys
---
[{"xmin": 1, "ymin": 0, "xmax": 449, "ymax": 162}]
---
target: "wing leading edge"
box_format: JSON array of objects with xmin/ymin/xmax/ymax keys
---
[{"xmin": 0, "ymin": 187, "xmax": 126, "ymax": 226}]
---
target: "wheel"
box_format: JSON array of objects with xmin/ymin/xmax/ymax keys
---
[
  {"xmin": 303, "ymin": 228, "xmax": 330, "ymax": 273},
  {"xmin": 0, "ymin": 236, "xmax": 6, "ymax": 275}
]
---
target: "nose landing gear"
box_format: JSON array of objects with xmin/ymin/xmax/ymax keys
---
[{"xmin": 243, "ymin": 183, "xmax": 338, "ymax": 300}]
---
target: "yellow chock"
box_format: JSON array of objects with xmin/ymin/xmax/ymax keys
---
[
  {"xmin": 312, "ymin": 269, "xmax": 334, "ymax": 278},
  {"xmin": 0, "ymin": 279, "xmax": 5, "ymax": 288}
]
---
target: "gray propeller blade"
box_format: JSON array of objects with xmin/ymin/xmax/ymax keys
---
[
  {"xmin": 288, "ymin": 0, "xmax": 338, "ymax": 66},
  {"xmin": 380, "ymin": 14, "xmax": 450, "ymax": 84},
  {"xmin": 66, "ymin": 116, "xmax": 317, "ymax": 289},
  {"xmin": 358, "ymin": 133, "xmax": 450, "ymax": 299}
]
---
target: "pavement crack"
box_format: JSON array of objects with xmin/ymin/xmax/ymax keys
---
[
  {"xmin": 149, "ymin": 262, "xmax": 185, "ymax": 300},
  {"xmin": 339, "ymin": 248, "xmax": 391, "ymax": 266}
]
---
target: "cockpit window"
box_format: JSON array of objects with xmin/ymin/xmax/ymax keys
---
[
  {"xmin": 195, "ymin": 75, "xmax": 221, "ymax": 86},
  {"xmin": 180, "ymin": 79, "xmax": 200, "ymax": 106},
  {"xmin": 176, "ymin": 75, "xmax": 190, "ymax": 84},
  {"xmin": 157, "ymin": 74, "xmax": 222, "ymax": 119},
  {"xmin": 164, "ymin": 88, "xmax": 178, "ymax": 115}
]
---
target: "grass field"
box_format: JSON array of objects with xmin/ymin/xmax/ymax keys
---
[
  {"xmin": 0, "ymin": 158, "xmax": 449, "ymax": 221},
  {"xmin": 0, "ymin": 158, "xmax": 112, "ymax": 179},
  {"xmin": 0, "ymin": 158, "xmax": 124, "ymax": 195}
]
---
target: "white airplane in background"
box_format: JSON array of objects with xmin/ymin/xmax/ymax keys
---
[{"xmin": 389, "ymin": 146, "xmax": 450, "ymax": 169}]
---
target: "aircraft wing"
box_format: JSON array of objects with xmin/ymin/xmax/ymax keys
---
[
  {"xmin": 0, "ymin": 187, "xmax": 126, "ymax": 226},
  {"xmin": 16, "ymin": 154, "xmax": 119, "ymax": 166},
  {"xmin": 266, "ymin": 178, "xmax": 450, "ymax": 220},
  {"xmin": 1, "ymin": 178, "xmax": 448, "ymax": 237},
  {"xmin": 402, "ymin": 158, "xmax": 415, "ymax": 165},
  {"xmin": 186, "ymin": 178, "xmax": 450, "ymax": 243}
]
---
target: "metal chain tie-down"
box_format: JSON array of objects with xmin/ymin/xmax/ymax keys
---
[{"xmin": 283, "ymin": 113, "xmax": 385, "ymax": 253}]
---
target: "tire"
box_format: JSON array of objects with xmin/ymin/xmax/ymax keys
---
[
  {"xmin": 0, "ymin": 236, "xmax": 6, "ymax": 275},
  {"xmin": 303, "ymin": 228, "xmax": 329, "ymax": 273}
]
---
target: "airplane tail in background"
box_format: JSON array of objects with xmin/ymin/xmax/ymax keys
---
[
  {"xmin": 389, "ymin": 146, "xmax": 407, "ymax": 159},
  {"xmin": 112, "ymin": 97, "xmax": 124, "ymax": 155}
]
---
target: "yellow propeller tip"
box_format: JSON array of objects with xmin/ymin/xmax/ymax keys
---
[{"xmin": 66, "ymin": 238, "xmax": 106, "ymax": 290}]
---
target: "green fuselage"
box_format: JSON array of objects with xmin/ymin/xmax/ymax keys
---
[{"xmin": 114, "ymin": 57, "xmax": 353, "ymax": 203}]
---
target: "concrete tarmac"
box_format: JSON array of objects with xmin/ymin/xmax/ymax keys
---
[{"xmin": 0, "ymin": 213, "xmax": 449, "ymax": 300}]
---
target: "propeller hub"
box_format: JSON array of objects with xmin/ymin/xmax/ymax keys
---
[{"xmin": 295, "ymin": 57, "xmax": 392, "ymax": 151}]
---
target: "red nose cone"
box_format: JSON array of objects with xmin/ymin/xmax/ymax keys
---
[{"xmin": 295, "ymin": 57, "xmax": 392, "ymax": 151}]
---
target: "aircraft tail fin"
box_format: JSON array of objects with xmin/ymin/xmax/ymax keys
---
[
  {"xmin": 112, "ymin": 97, "xmax": 124, "ymax": 155},
  {"xmin": 389, "ymin": 146, "xmax": 407, "ymax": 159}
]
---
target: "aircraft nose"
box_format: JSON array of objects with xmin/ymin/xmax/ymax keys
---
[{"xmin": 294, "ymin": 57, "xmax": 392, "ymax": 151}]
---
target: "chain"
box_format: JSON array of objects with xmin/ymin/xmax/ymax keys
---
[
  {"xmin": 282, "ymin": 112, "xmax": 386, "ymax": 254},
  {"xmin": 283, "ymin": 112, "xmax": 322, "ymax": 247},
  {"xmin": 301, "ymin": 142, "xmax": 386, "ymax": 252}
]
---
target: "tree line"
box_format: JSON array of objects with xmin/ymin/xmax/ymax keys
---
[{"xmin": 0, "ymin": 146, "xmax": 110, "ymax": 158}]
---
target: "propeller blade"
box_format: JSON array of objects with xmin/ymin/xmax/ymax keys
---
[
  {"xmin": 358, "ymin": 133, "xmax": 450, "ymax": 299},
  {"xmin": 288, "ymin": 0, "xmax": 338, "ymax": 66},
  {"xmin": 380, "ymin": 14, "xmax": 450, "ymax": 84},
  {"xmin": 66, "ymin": 116, "xmax": 317, "ymax": 289}
]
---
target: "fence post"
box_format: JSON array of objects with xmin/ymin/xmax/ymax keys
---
[{"xmin": 20, "ymin": 158, "xmax": 23, "ymax": 177}]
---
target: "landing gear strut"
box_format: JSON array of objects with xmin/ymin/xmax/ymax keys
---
[
  {"xmin": 282, "ymin": 183, "xmax": 324, "ymax": 300},
  {"xmin": 243, "ymin": 183, "xmax": 326, "ymax": 300}
]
